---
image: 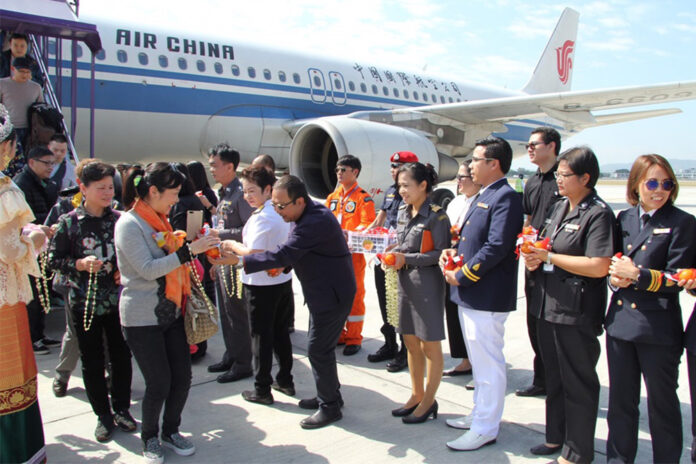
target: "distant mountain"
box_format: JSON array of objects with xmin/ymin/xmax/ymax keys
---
[{"xmin": 602, "ymin": 158, "xmax": 696, "ymax": 172}]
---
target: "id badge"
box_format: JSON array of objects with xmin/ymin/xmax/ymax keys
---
[{"xmin": 543, "ymin": 263, "xmax": 554, "ymax": 273}]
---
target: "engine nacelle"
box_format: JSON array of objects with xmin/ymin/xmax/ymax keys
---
[{"xmin": 289, "ymin": 116, "xmax": 457, "ymax": 199}]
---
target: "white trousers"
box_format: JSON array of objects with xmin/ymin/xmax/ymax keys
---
[{"xmin": 458, "ymin": 306, "xmax": 508, "ymax": 437}]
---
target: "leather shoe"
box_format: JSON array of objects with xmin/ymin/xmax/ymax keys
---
[
  {"xmin": 391, "ymin": 403, "xmax": 418, "ymax": 417},
  {"xmin": 298, "ymin": 397, "xmax": 344, "ymax": 410},
  {"xmin": 515, "ymin": 385, "xmax": 546, "ymax": 397},
  {"xmin": 446, "ymin": 430, "xmax": 497, "ymax": 451},
  {"xmin": 443, "ymin": 368, "xmax": 472, "ymax": 376},
  {"xmin": 530, "ymin": 443, "xmax": 562, "ymax": 455},
  {"xmin": 386, "ymin": 355, "xmax": 408, "ymax": 373},
  {"xmin": 300, "ymin": 408, "xmax": 342, "ymax": 429},
  {"xmin": 402, "ymin": 400, "xmax": 438, "ymax": 424},
  {"xmin": 42, "ymin": 337, "xmax": 61, "ymax": 346},
  {"xmin": 464, "ymin": 381, "xmax": 475, "ymax": 390},
  {"xmin": 271, "ymin": 382, "xmax": 296, "ymax": 396},
  {"xmin": 52, "ymin": 378, "xmax": 67, "ymax": 397},
  {"xmin": 217, "ymin": 370, "xmax": 253, "ymax": 383},
  {"xmin": 446, "ymin": 415, "xmax": 472, "ymax": 430},
  {"xmin": 367, "ymin": 344, "xmax": 397, "ymax": 363},
  {"xmin": 207, "ymin": 361, "xmax": 232, "ymax": 373},
  {"xmin": 343, "ymin": 344, "xmax": 361, "ymax": 356},
  {"xmin": 242, "ymin": 390, "xmax": 274, "ymax": 405}
]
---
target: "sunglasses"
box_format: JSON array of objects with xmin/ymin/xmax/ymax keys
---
[
  {"xmin": 644, "ymin": 178, "xmax": 674, "ymax": 191},
  {"xmin": 271, "ymin": 199, "xmax": 296, "ymax": 210},
  {"xmin": 457, "ymin": 175, "xmax": 472, "ymax": 180},
  {"xmin": 525, "ymin": 141, "xmax": 545, "ymax": 150},
  {"xmin": 390, "ymin": 163, "xmax": 402, "ymax": 169},
  {"xmin": 335, "ymin": 167, "xmax": 349, "ymax": 173}
]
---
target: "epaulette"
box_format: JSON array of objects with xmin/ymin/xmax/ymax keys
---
[
  {"xmin": 591, "ymin": 197, "xmax": 607, "ymax": 208},
  {"xmin": 430, "ymin": 204, "xmax": 442, "ymax": 212}
]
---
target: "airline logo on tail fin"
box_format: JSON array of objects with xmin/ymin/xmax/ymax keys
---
[{"xmin": 556, "ymin": 40, "xmax": 574, "ymax": 84}]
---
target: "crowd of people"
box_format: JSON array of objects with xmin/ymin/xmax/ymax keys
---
[{"xmin": 3, "ymin": 97, "xmax": 696, "ymax": 464}]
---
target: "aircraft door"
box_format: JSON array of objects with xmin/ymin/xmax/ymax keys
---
[
  {"xmin": 328, "ymin": 71, "xmax": 347, "ymax": 106},
  {"xmin": 308, "ymin": 68, "xmax": 327, "ymax": 103},
  {"xmin": 200, "ymin": 105, "xmax": 263, "ymax": 163}
]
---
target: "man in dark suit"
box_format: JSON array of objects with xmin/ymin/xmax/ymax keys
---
[
  {"xmin": 441, "ymin": 136, "xmax": 523, "ymax": 451},
  {"xmin": 218, "ymin": 175, "xmax": 356, "ymax": 429}
]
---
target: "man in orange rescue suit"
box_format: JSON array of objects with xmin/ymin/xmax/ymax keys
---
[{"xmin": 325, "ymin": 154, "xmax": 376, "ymax": 356}]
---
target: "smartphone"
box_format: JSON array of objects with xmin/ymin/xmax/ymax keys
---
[{"xmin": 186, "ymin": 210, "xmax": 203, "ymax": 240}]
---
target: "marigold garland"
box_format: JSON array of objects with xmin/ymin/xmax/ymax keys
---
[{"xmin": 385, "ymin": 267, "xmax": 399, "ymax": 327}]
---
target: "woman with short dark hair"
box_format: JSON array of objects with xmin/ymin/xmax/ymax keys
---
[
  {"xmin": 606, "ymin": 154, "xmax": 696, "ymax": 463},
  {"xmin": 115, "ymin": 162, "xmax": 218, "ymax": 463},
  {"xmin": 49, "ymin": 161, "xmax": 135, "ymax": 442},
  {"xmin": 385, "ymin": 162, "xmax": 451, "ymax": 424},
  {"xmin": 522, "ymin": 146, "xmax": 615, "ymax": 463}
]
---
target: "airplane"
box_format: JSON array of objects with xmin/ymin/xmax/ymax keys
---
[{"xmin": 25, "ymin": 6, "xmax": 696, "ymax": 203}]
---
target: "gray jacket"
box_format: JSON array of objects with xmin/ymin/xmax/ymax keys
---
[{"xmin": 115, "ymin": 210, "xmax": 186, "ymax": 327}]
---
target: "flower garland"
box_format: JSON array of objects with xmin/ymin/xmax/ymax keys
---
[
  {"xmin": 37, "ymin": 250, "xmax": 53, "ymax": 314},
  {"xmin": 83, "ymin": 261, "xmax": 98, "ymax": 331},
  {"xmin": 186, "ymin": 257, "xmax": 216, "ymax": 317},
  {"xmin": 221, "ymin": 264, "xmax": 243, "ymax": 300},
  {"xmin": 385, "ymin": 267, "xmax": 399, "ymax": 327}
]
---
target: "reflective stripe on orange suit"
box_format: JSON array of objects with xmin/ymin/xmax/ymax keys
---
[{"xmin": 326, "ymin": 183, "xmax": 376, "ymax": 345}]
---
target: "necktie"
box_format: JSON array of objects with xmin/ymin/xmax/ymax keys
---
[{"xmin": 641, "ymin": 213, "xmax": 650, "ymax": 229}]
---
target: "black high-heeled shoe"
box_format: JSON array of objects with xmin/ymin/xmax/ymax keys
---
[
  {"xmin": 391, "ymin": 403, "xmax": 419, "ymax": 417},
  {"xmin": 402, "ymin": 400, "xmax": 438, "ymax": 424}
]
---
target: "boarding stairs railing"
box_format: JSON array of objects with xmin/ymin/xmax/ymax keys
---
[{"xmin": 28, "ymin": 33, "xmax": 79, "ymax": 165}]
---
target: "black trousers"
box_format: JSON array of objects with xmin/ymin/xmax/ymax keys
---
[
  {"xmin": 308, "ymin": 299, "xmax": 352, "ymax": 411},
  {"xmin": 26, "ymin": 276, "xmax": 46, "ymax": 343},
  {"xmin": 215, "ymin": 266, "xmax": 252, "ymax": 373},
  {"xmin": 73, "ymin": 309, "xmax": 132, "ymax": 419},
  {"xmin": 689, "ymin": 351, "xmax": 696, "ymax": 438},
  {"xmin": 606, "ymin": 335, "xmax": 682, "ymax": 463},
  {"xmin": 444, "ymin": 285, "xmax": 468, "ymax": 359},
  {"xmin": 245, "ymin": 281, "xmax": 294, "ymax": 393},
  {"xmin": 124, "ymin": 317, "xmax": 191, "ymax": 442},
  {"xmin": 538, "ymin": 318, "xmax": 600, "ymax": 463},
  {"xmin": 525, "ymin": 275, "xmax": 545, "ymax": 388}
]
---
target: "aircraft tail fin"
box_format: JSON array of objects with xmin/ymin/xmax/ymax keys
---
[{"xmin": 523, "ymin": 8, "xmax": 579, "ymax": 94}]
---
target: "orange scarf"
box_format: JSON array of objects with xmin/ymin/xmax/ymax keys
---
[{"xmin": 133, "ymin": 199, "xmax": 190, "ymax": 308}]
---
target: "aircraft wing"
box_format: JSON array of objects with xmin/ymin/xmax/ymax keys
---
[{"xmin": 354, "ymin": 81, "xmax": 696, "ymax": 130}]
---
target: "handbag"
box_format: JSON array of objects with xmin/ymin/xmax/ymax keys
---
[{"xmin": 183, "ymin": 261, "xmax": 219, "ymax": 345}]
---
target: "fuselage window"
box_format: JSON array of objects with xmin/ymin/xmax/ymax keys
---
[
  {"xmin": 263, "ymin": 69, "xmax": 272, "ymax": 80},
  {"xmin": 403, "ymin": 90, "xmax": 409, "ymax": 99},
  {"xmin": 313, "ymin": 75, "xmax": 321, "ymax": 87},
  {"xmin": 214, "ymin": 62, "xmax": 223, "ymax": 74},
  {"xmin": 75, "ymin": 44, "xmax": 84, "ymax": 58},
  {"xmin": 248, "ymin": 67, "xmax": 256, "ymax": 78},
  {"xmin": 231, "ymin": 65, "xmax": 240, "ymax": 76},
  {"xmin": 334, "ymin": 79, "xmax": 342, "ymax": 90},
  {"xmin": 382, "ymin": 86, "xmax": 389, "ymax": 96},
  {"xmin": 278, "ymin": 71, "xmax": 287, "ymax": 82},
  {"xmin": 96, "ymin": 49, "xmax": 106, "ymax": 61},
  {"xmin": 197, "ymin": 60, "xmax": 206, "ymax": 72},
  {"xmin": 48, "ymin": 40, "xmax": 57, "ymax": 55},
  {"xmin": 360, "ymin": 83, "xmax": 367, "ymax": 93},
  {"xmin": 413, "ymin": 92, "xmax": 419, "ymax": 101},
  {"xmin": 293, "ymin": 73, "xmax": 301, "ymax": 84},
  {"xmin": 448, "ymin": 97, "xmax": 453, "ymax": 103},
  {"xmin": 440, "ymin": 96, "xmax": 445, "ymax": 103},
  {"xmin": 158, "ymin": 55, "xmax": 168, "ymax": 68},
  {"xmin": 138, "ymin": 52, "xmax": 148, "ymax": 66},
  {"xmin": 422, "ymin": 92, "xmax": 428, "ymax": 101},
  {"xmin": 393, "ymin": 88, "xmax": 399, "ymax": 97},
  {"xmin": 348, "ymin": 81, "xmax": 355, "ymax": 91},
  {"xmin": 178, "ymin": 57, "xmax": 187, "ymax": 70},
  {"xmin": 117, "ymin": 50, "xmax": 127, "ymax": 63},
  {"xmin": 457, "ymin": 98, "xmax": 462, "ymax": 102},
  {"xmin": 432, "ymin": 94, "xmax": 437, "ymax": 103},
  {"xmin": 371, "ymin": 84, "xmax": 378, "ymax": 94}
]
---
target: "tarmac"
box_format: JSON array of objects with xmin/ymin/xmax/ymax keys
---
[{"xmin": 35, "ymin": 182, "xmax": 696, "ymax": 463}]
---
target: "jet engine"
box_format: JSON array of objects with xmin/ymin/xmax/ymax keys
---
[{"xmin": 289, "ymin": 116, "xmax": 459, "ymax": 200}]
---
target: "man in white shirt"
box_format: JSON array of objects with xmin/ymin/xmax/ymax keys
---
[{"xmin": 443, "ymin": 162, "xmax": 480, "ymax": 378}]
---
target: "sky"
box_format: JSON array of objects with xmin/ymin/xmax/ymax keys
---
[{"xmin": 79, "ymin": 0, "xmax": 696, "ymax": 170}]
